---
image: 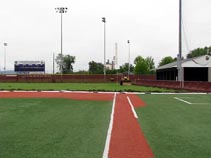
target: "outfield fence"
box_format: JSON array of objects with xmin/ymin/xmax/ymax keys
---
[
  {"xmin": 2, "ymin": 74, "xmax": 210, "ymax": 92},
  {"xmin": 134, "ymin": 79, "xmax": 211, "ymax": 92},
  {"xmin": 0, "ymin": 74, "xmax": 155, "ymax": 83}
]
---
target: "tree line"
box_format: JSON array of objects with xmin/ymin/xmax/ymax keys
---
[
  {"xmin": 55, "ymin": 45, "xmax": 211, "ymax": 74},
  {"xmin": 55, "ymin": 53, "xmax": 156, "ymax": 75}
]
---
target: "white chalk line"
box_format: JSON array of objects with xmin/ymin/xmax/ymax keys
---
[
  {"xmin": 127, "ymin": 96, "xmax": 138, "ymax": 119},
  {"xmin": 192, "ymin": 103, "xmax": 210, "ymax": 105},
  {"xmin": 174, "ymin": 97, "xmax": 192, "ymax": 104},
  {"xmin": 102, "ymin": 92, "xmax": 116, "ymax": 158},
  {"xmin": 0, "ymin": 90, "xmax": 209, "ymax": 95},
  {"xmin": 174, "ymin": 97, "xmax": 210, "ymax": 105}
]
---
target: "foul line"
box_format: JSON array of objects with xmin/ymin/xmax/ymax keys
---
[
  {"xmin": 174, "ymin": 97, "xmax": 192, "ymax": 104},
  {"xmin": 102, "ymin": 92, "xmax": 116, "ymax": 158},
  {"xmin": 192, "ymin": 103, "xmax": 210, "ymax": 105},
  {"xmin": 127, "ymin": 96, "xmax": 138, "ymax": 119}
]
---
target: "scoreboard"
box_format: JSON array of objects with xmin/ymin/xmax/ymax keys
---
[{"xmin": 14, "ymin": 61, "xmax": 45, "ymax": 72}]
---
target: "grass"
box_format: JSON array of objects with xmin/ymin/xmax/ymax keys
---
[
  {"xmin": 0, "ymin": 98, "xmax": 112, "ymax": 158},
  {"xmin": 0, "ymin": 82, "xmax": 173, "ymax": 92},
  {"xmin": 137, "ymin": 94, "xmax": 211, "ymax": 158}
]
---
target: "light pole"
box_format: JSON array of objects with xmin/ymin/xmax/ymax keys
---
[
  {"xmin": 3, "ymin": 43, "xmax": 7, "ymax": 74},
  {"xmin": 127, "ymin": 40, "xmax": 130, "ymax": 78},
  {"xmin": 53, "ymin": 52, "xmax": 55, "ymax": 75},
  {"xmin": 55, "ymin": 7, "xmax": 68, "ymax": 75},
  {"xmin": 102, "ymin": 17, "xmax": 106, "ymax": 79},
  {"xmin": 178, "ymin": 0, "xmax": 183, "ymax": 86}
]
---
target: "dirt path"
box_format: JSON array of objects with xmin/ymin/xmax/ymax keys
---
[{"xmin": 108, "ymin": 94, "xmax": 153, "ymax": 158}]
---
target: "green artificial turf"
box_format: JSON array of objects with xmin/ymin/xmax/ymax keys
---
[
  {"xmin": 0, "ymin": 98, "xmax": 112, "ymax": 158},
  {"xmin": 0, "ymin": 82, "xmax": 173, "ymax": 92},
  {"xmin": 137, "ymin": 94, "xmax": 211, "ymax": 158}
]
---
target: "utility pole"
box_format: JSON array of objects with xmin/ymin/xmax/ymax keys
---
[
  {"xmin": 115, "ymin": 43, "xmax": 118, "ymax": 83},
  {"xmin": 115, "ymin": 43, "xmax": 118, "ymax": 69},
  {"xmin": 3, "ymin": 43, "xmax": 7, "ymax": 74},
  {"xmin": 127, "ymin": 40, "xmax": 130, "ymax": 78},
  {"xmin": 53, "ymin": 53, "xmax": 55, "ymax": 75},
  {"xmin": 102, "ymin": 17, "xmax": 106, "ymax": 80}
]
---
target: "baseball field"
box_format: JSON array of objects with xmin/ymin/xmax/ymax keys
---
[{"xmin": 0, "ymin": 83, "xmax": 210, "ymax": 158}]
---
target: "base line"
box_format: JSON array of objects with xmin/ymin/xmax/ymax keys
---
[
  {"xmin": 192, "ymin": 103, "xmax": 210, "ymax": 105},
  {"xmin": 127, "ymin": 96, "xmax": 138, "ymax": 119},
  {"xmin": 174, "ymin": 97, "xmax": 192, "ymax": 104},
  {"xmin": 102, "ymin": 93, "xmax": 116, "ymax": 158}
]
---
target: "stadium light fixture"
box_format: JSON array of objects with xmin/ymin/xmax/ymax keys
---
[{"xmin": 55, "ymin": 7, "xmax": 68, "ymax": 75}]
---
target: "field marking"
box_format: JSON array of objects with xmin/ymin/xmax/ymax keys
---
[
  {"xmin": 13, "ymin": 91, "xmax": 41, "ymax": 92},
  {"xmin": 192, "ymin": 103, "xmax": 210, "ymax": 105},
  {"xmin": 127, "ymin": 96, "xmax": 138, "ymax": 119},
  {"xmin": 41, "ymin": 91, "xmax": 60, "ymax": 93},
  {"xmin": 0, "ymin": 91, "xmax": 209, "ymax": 95},
  {"xmin": 102, "ymin": 92, "xmax": 116, "ymax": 158},
  {"xmin": 148, "ymin": 92, "xmax": 207, "ymax": 95},
  {"xmin": 174, "ymin": 97, "xmax": 192, "ymax": 104},
  {"xmin": 177, "ymin": 97, "xmax": 192, "ymax": 99}
]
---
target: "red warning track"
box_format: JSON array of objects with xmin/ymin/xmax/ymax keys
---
[
  {"xmin": 0, "ymin": 92, "xmax": 113, "ymax": 101},
  {"xmin": 109, "ymin": 94, "xmax": 153, "ymax": 158}
]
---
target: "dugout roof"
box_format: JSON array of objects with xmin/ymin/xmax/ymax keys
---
[{"xmin": 157, "ymin": 55, "xmax": 211, "ymax": 70}]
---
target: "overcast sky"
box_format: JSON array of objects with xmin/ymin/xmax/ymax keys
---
[{"xmin": 1, "ymin": 0, "xmax": 211, "ymax": 73}]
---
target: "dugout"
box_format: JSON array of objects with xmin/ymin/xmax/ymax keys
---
[{"xmin": 156, "ymin": 55, "xmax": 211, "ymax": 82}]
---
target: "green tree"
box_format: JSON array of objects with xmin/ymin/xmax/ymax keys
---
[
  {"xmin": 159, "ymin": 56, "xmax": 176, "ymax": 67},
  {"xmin": 63, "ymin": 55, "xmax": 75, "ymax": 74},
  {"xmin": 134, "ymin": 56, "xmax": 144, "ymax": 65},
  {"xmin": 134, "ymin": 59, "xmax": 148, "ymax": 74},
  {"xmin": 133, "ymin": 56, "xmax": 155, "ymax": 74},
  {"xmin": 134, "ymin": 56, "xmax": 148, "ymax": 74},
  {"xmin": 145, "ymin": 56, "xmax": 155, "ymax": 74},
  {"xmin": 187, "ymin": 46, "xmax": 211, "ymax": 58},
  {"xmin": 55, "ymin": 54, "xmax": 75, "ymax": 74},
  {"xmin": 88, "ymin": 61, "xmax": 104, "ymax": 74},
  {"xmin": 74, "ymin": 70, "xmax": 89, "ymax": 74},
  {"xmin": 106, "ymin": 69, "xmax": 118, "ymax": 74},
  {"xmin": 119, "ymin": 63, "xmax": 134, "ymax": 73}
]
